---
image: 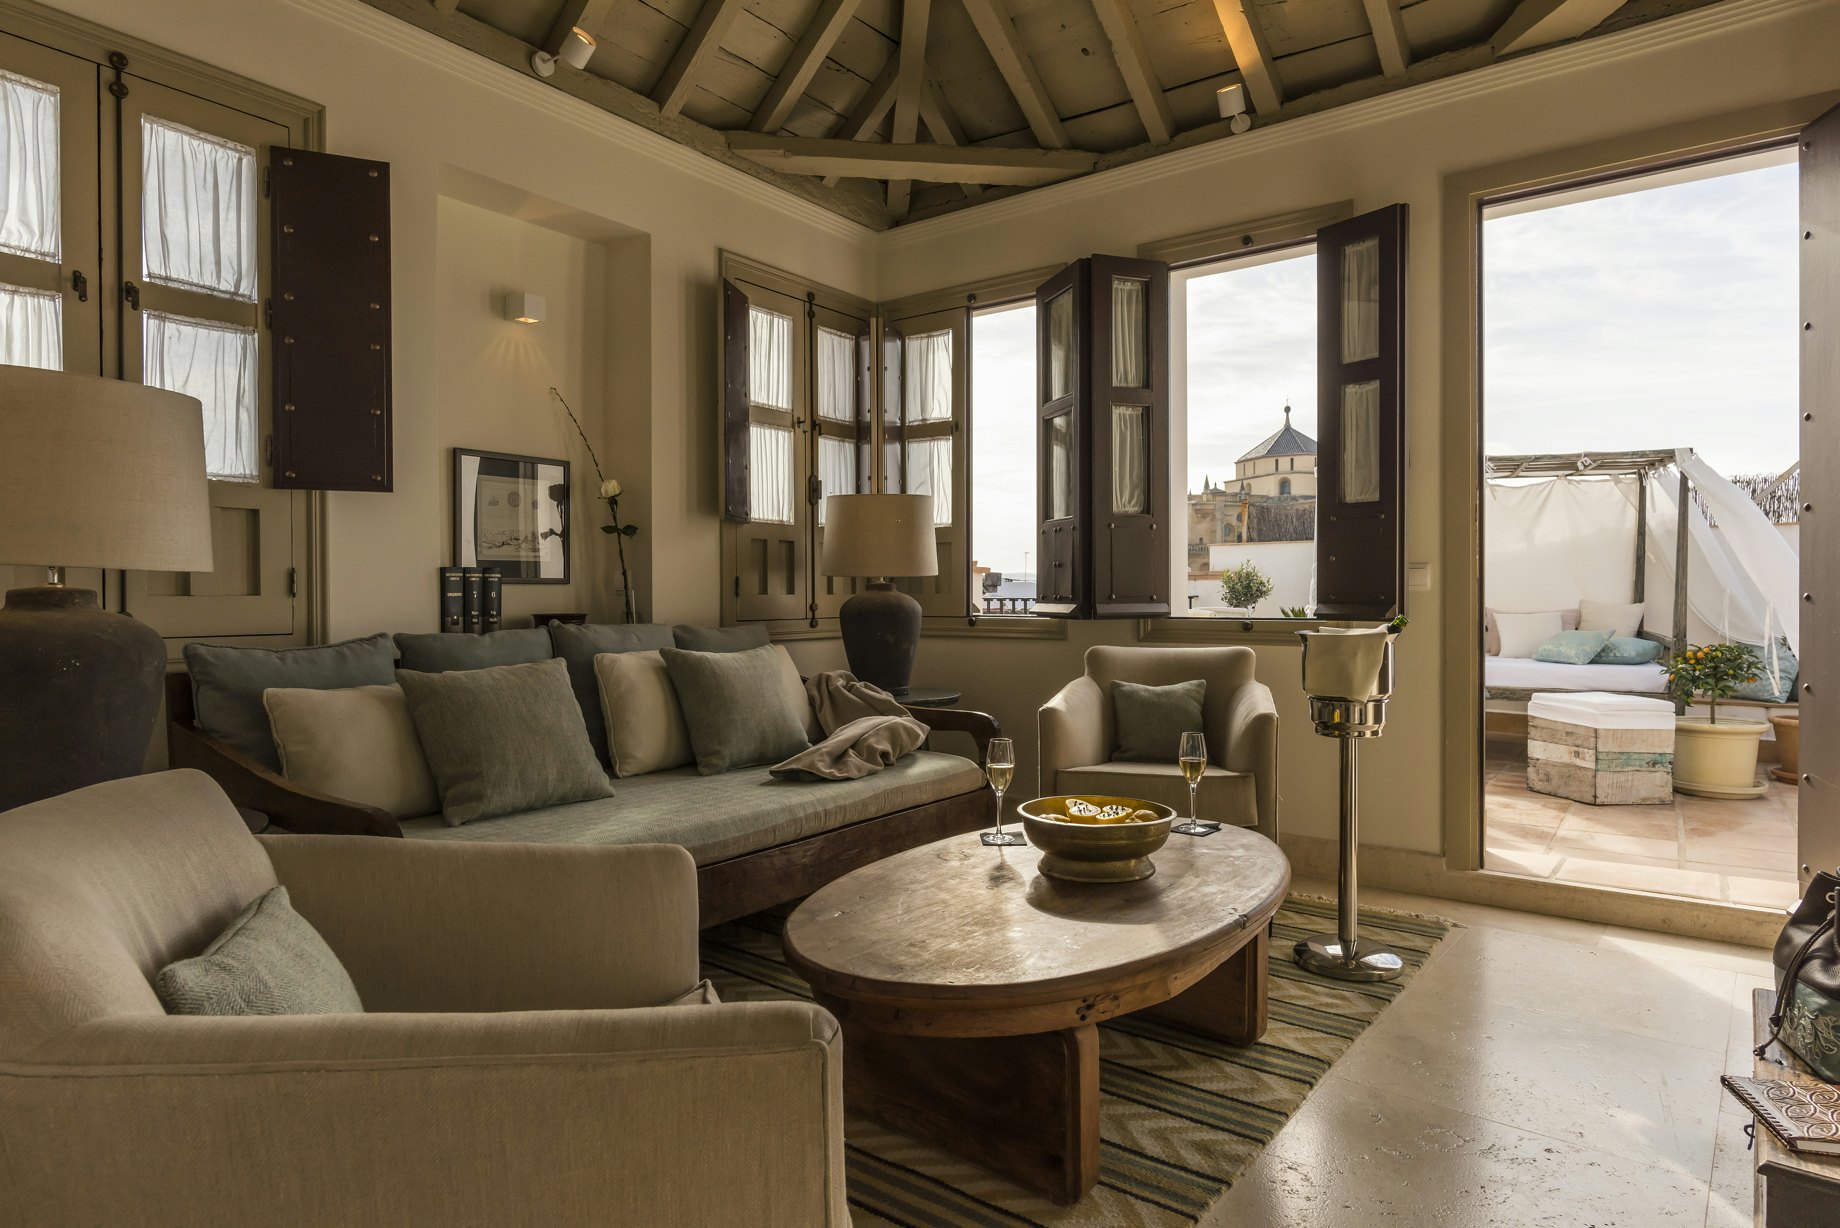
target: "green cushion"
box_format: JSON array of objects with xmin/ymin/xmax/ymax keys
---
[
  {"xmin": 548, "ymin": 622, "xmax": 675, "ymax": 764},
  {"xmin": 661, "ymin": 645, "xmax": 810, "ymax": 775},
  {"xmin": 1532, "ymin": 629, "xmax": 1613, "ymax": 665},
  {"xmin": 184, "ymin": 634, "xmax": 397, "ymax": 771},
  {"xmin": 397, "ymin": 657, "xmax": 613, "ymax": 826},
  {"xmin": 1591, "ymin": 636, "xmax": 1665, "ymax": 666},
  {"xmin": 1733, "ymin": 638, "xmax": 1799, "ymax": 703},
  {"xmin": 1110, "ymin": 678, "xmax": 1206, "ymax": 763},
  {"xmin": 672, "ymin": 624, "xmax": 770, "ymax": 653},
  {"xmin": 155, "ymin": 886, "xmax": 363, "ymax": 1016},
  {"xmin": 395, "ymin": 627, "xmax": 552, "ymax": 673}
]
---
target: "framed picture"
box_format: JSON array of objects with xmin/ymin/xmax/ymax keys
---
[{"xmin": 453, "ymin": 448, "xmax": 569, "ymax": 584}]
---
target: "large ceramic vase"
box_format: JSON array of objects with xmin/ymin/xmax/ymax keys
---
[
  {"xmin": 1768, "ymin": 714, "xmax": 1801, "ymax": 785},
  {"xmin": 1672, "ymin": 716, "xmax": 1768, "ymax": 800}
]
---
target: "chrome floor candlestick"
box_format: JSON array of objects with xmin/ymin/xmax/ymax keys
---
[{"xmin": 1293, "ymin": 635, "xmax": 1405, "ymax": 983}]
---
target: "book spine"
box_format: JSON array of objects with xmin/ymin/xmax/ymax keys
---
[
  {"xmin": 440, "ymin": 567, "xmax": 465, "ymax": 633},
  {"xmin": 482, "ymin": 568, "xmax": 502, "ymax": 634},
  {"xmin": 462, "ymin": 568, "xmax": 483, "ymax": 635}
]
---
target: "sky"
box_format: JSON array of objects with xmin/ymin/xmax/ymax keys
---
[{"xmin": 968, "ymin": 301, "xmax": 1037, "ymax": 579}]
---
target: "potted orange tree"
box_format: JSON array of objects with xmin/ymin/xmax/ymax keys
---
[{"xmin": 1666, "ymin": 642, "xmax": 1768, "ymax": 799}]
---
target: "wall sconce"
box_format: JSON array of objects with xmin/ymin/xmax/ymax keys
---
[
  {"xmin": 532, "ymin": 27, "xmax": 596, "ymax": 78},
  {"xmin": 1216, "ymin": 83, "xmax": 1251, "ymax": 134},
  {"xmin": 504, "ymin": 292, "xmax": 545, "ymax": 325}
]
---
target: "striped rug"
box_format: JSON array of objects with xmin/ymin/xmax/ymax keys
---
[{"xmin": 700, "ymin": 894, "xmax": 1452, "ymax": 1228}]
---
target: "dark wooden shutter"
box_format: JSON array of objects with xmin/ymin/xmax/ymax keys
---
[
  {"xmin": 1314, "ymin": 204, "xmax": 1407, "ymax": 619},
  {"xmin": 270, "ymin": 147, "xmax": 392, "ymax": 492},
  {"xmin": 881, "ymin": 316, "xmax": 905, "ymax": 492},
  {"xmin": 1035, "ymin": 260, "xmax": 1088, "ymax": 618},
  {"xmin": 722, "ymin": 277, "xmax": 751, "ymax": 521},
  {"xmin": 856, "ymin": 326, "xmax": 874, "ymax": 491},
  {"xmin": 1090, "ymin": 255, "xmax": 1170, "ymax": 618},
  {"xmin": 1801, "ymin": 103, "xmax": 1840, "ymax": 880}
]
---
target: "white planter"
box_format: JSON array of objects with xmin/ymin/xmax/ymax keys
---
[{"xmin": 1672, "ymin": 716, "xmax": 1768, "ymax": 799}]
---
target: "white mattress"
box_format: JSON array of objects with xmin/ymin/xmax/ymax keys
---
[{"xmin": 1484, "ymin": 656, "xmax": 1669, "ymax": 695}]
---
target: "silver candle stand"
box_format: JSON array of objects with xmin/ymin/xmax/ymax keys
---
[{"xmin": 1293, "ymin": 633, "xmax": 1405, "ymax": 983}]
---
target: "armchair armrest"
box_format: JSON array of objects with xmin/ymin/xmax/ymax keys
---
[
  {"xmin": 1038, "ymin": 675, "xmax": 1107, "ymax": 796},
  {"xmin": 902, "ymin": 704, "xmax": 1000, "ymax": 765},
  {"xmin": 1223, "ymin": 679, "xmax": 1279, "ymax": 841},
  {"xmin": 167, "ymin": 718, "xmax": 400, "ymax": 838},
  {"xmin": 259, "ymin": 835, "xmax": 701, "ymax": 1013},
  {"xmin": 7, "ymin": 1002, "xmax": 847, "ymax": 1228}
]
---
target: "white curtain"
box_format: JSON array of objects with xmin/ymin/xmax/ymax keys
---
[
  {"xmin": 1676, "ymin": 449, "xmax": 1799, "ymax": 657},
  {"xmin": 748, "ymin": 423, "xmax": 794, "ymax": 524},
  {"xmin": 0, "ymin": 69, "xmax": 60, "ymax": 262},
  {"xmin": 748, "ymin": 306, "xmax": 792, "ymax": 410},
  {"xmin": 905, "ymin": 437, "xmax": 953, "ymax": 525},
  {"xmin": 816, "ymin": 326, "xmax": 854, "ymax": 422},
  {"xmin": 904, "ymin": 329, "xmax": 952, "ymax": 422},
  {"xmin": 1111, "ymin": 276, "xmax": 1146, "ymax": 388},
  {"xmin": 817, "ymin": 436, "xmax": 855, "ymax": 525},
  {"xmin": 1047, "ymin": 412, "xmax": 1073, "ymax": 520},
  {"xmin": 141, "ymin": 117, "xmax": 257, "ymax": 302},
  {"xmin": 1340, "ymin": 236, "xmax": 1379, "ymax": 364},
  {"xmin": 0, "ymin": 282, "xmax": 61, "ymax": 369},
  {"xmin": 1111, "ymin": 404, "xmax": 1147, "ymax": 514},
  {"xmin": 1047, "ymin": 287, "xmax": 1073, "ymax": 401},
  {"xmin": 1340, "ymin": 381, "xmax": 1380, "ymax": 503},
  {"xmin": 144, "ymin": 311, "xmax": 258, "ymax": 482}
]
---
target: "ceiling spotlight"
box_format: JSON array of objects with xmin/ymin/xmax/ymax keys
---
[
  {"xmin": 504, "ymin": 292, "xmax": 546, "ymax": 325},
  {"xmin": 1216, "ymin": 83, "xmax": 1251, "ymax": 134},
  {"xmin": 532, "ymin": 26, "xmax": 596, "ymax": 78}
]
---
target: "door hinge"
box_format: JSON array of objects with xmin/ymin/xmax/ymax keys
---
[
  {"xmin": 263, "ymin": 165, "xmax": 271, "ymax": 198},
  {"xmin": 71, "ymin": 270, "xmax": 88, "ymax": 302},
  {"xmin": 264, "ymin": 298, "xmax": 273, "ymax": 329},
  {"xmin": 808, "ymin": 474, "xmax": 822, "ymax": 505},
  {"xmin": 287, "ymin": 567, "xmax": 298, "ymax": 598},
  {"xmin": 122, "ymin": 281, "xmax": 139, "ymax": 311},
  {"xmin": 734, "ymin": 575, "xmax": 741, "ymax": 598}
]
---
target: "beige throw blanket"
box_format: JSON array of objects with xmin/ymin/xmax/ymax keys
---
[{"xmin": 770, "ymin": 671, "xmax": 929, "ymax": 781}]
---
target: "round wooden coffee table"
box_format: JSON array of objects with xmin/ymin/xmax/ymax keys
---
[{"xmin": 783, "ymin": 825, "xmax": 1290, "ymax": 1205}]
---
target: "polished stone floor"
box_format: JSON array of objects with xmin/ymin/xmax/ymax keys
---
[
  {"xmin": 1200, "ymin": 877, "xmax": 1769, "ymax": 1227},
  {"xmin": 1482, "ymin": 739, "xmax": 1800, "ymax": 909}
]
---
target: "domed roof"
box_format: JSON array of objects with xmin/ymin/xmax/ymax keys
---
[{"xmin": 1237, "ymin": 405, "xmax": 1317, "ymax": 463}]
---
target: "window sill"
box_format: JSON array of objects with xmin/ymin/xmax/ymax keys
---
[
  {"xmin": 1138, "ymin": 616, "xmax": 1331, "ymax": 646},
  {"xmin": 924, "ymin": 617, "xmax": 1068, "ymax": 640}
]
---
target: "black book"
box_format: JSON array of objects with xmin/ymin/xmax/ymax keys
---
[
  {"xmin": 481, "ymin": 568, "xmax": 502, "ymax": 635},
  {"xmin": 462, "ymin": 568, "xmax": 483, "ymax": 635},
  {"xmin": 439, "ymin": 567, "xmax": 465, "ymax": 633}
]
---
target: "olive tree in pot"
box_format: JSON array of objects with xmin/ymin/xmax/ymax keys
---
[
  {"xmin": 1666, "ymin": 642, "xmax": 1768, "ymax": 799},
  {"xmin": 1218, "ymin": 562, "xmax": 1275, "ymax": 616}
]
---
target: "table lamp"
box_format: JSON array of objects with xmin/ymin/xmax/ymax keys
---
[
  {"xmin": 0, "ymin": 365, "xmax": 213, "ymax": 811},
  {"xmin": 821, "ymin": 493, "xmax": 937, "ymax": 696}
]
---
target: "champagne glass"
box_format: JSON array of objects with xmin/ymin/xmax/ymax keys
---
[
  {"xmin": 1172, "ymin": 731, "xmax": 1219, "ymax": 836},
  {"xmin": 980, "ymin": 737, "xmax": 1025, "ymax": 846}
]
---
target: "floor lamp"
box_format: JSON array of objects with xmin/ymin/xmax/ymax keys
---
[{"xmin": 0, "ymin": 366, "xmax": 213, "ymax": 811}]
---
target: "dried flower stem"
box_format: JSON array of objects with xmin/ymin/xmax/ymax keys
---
[{"xmin": 549, "ymin": 387, "xmax": 638, "ymax": 623}]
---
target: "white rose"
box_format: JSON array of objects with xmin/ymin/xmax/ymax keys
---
[{"xmin": 599, "ymin": 478, "xmax": 622, "ymax": 498}]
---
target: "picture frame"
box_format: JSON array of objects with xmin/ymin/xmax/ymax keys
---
[{"xmin": 452, "ymin": 448, "xmax": 569, "ymax": 584}]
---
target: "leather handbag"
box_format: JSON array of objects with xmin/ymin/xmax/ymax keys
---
[{"xmin": 1760, "ymin": 869, "xmax": 1840, "ymax": 1081}]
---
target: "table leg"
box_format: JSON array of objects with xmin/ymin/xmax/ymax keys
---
[
  {"xmin": 1136, "ymin": 925, "xmax": 1269, "ymax": 1045},
  {"xmin": 821, "ymin": 1002, "xmax": 1100, "ymax": 1206}
]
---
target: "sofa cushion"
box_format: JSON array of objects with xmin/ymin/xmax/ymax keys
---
[
  {"xmin": 594, "ymin": 650, "xmax": 694, "ymax": 778},
  {"xmin": 1110, "ymin": 678, "xmax": 1206, "ymax": 763},
  {"xmin": 263, "ymin": 684, "xmax": 439, "ymax": 819},
  {"xmin": 399, "ymin": 751, "xmax": 984, "ymax": 865},
  {"xmin": 1578, "ymin": 597, "xmax": 1646, "ymax": 640},
  {"xmin": 155, "ymin": 886, "xmax": 363, "ymax": 1017},
  {"xmin": 1592, "ymin": 636, "xmax": 1666, "ymax": 666},
  {"xmin": 662, "ymin": 645, "xmax": 810, "ymax": 775},
  {"xmin": 395, "ymin": 628, "xmax": 552, "ymax": 673},
  {"xmin": 1533, "ymin": 629, "xmax": 1613, "ymax": 666},
  {"xmin": 1733, "ymin": 638, "xmax": 1799, "ymax": 703},
  {"xmin": 184, "ymin": 633, "xmax": 397, "ymax": 771},
  {"xmin": 673, "ymin": 624, "xmax": 770, "ymax": 653},
  {"xmin": 548, "ymin": 622, "xmax": 675, "ymax": 764},
  {"xmin": 1056, "ymin": 761, "xmax": 1257, "ymax": 828},
  {"xmin": 397, "ymin": 658, "xmax": 613, "ymax": 826}
]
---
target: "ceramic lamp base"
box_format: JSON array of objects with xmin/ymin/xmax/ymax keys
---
[{"xmin": 839, "ymin": 581, "xmax": 921, "ymax": 696}]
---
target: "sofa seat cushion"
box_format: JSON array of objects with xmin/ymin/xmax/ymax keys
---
[
  {"xmin": 1056, "ymin": 761, "xmax": 1256, "ymax": 828},
  {"xmin": 399, "ymin": 751, "xmax": 984, "ymax": 865}
]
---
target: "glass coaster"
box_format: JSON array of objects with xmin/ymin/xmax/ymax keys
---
[
  {"xmin": 980, "ymin": 830, "xmax": 1027, "ymax": 846},
  {"xmin": 1171, "ymin": 821, "xmax": 1221, "ymax": 837}
]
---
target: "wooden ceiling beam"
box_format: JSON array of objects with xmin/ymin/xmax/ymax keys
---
[
  {"xmin": 886, "ymin": 0, "xmax": 935, "ymax": 223},
  {"xmin": 821, "ymin": 56, "xmax": 900, "ymax": 187},
  {"xmin": 728, "ymin": 135, "xmax": 1096, "ymax": 186},
  {"xmin": 919, "ymin": 80, "xmax": 982, "ymax": 200},
  {"xmin": 750, "ymin": 0, "xmax": 864, "ymax": 134},
  {"xmin": 958, "ymin": 0, "xmax": 1070, "ymax": 149},
  {"xmin": 431, "ymin": 0, "xmax": 461, "ymax": 14},
  {"xmin": 653, "ymin": 0, "xmax": 746, "ymax": 118},
  {"xmin": 541, "ymin": 0, "xmax": 613, "ymax": 55},
  {"xmin": 1208, "ymin": 0, "xmax": 1283, "ymax": 114},
  {"xmin": 1360, "ymin": 0, "xmax": 1412, "ymax": 77},
  {"xmin": 1089, "ymin": 0, "xmax": 1174, "ymax": 145},
  {"xmin": 1492, "ymin": 0, "xmax": 1627, "ymax": 55}
]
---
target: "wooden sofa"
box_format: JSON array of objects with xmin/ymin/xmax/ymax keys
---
[{"xmin": 166, "ymin": 673, "xmax": 999, "ymax": 928}]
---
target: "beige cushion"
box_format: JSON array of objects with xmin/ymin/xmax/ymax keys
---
[
  {"xmin": 1578, "ymin": 597, "xmax": 1645, "ymax": 639},
  {"xmin": 771, "ymin": 645, "xmax": 823, "ymax": 742},
  {"xmin": 593, "ymin": 651, "xmax": 694, "ymax": 778},
  {"xmin": 1485, "ymin": 607, "xmax": 1577, "ymax": 655},
  {"xmin": 1494, "ymin": 610, "xmax": 1565, "ymax": 659},
  {"xmin": 263, "ymin": 684, "xmax": 439, "ymax": 819}
]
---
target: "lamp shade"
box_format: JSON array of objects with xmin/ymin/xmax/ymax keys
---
[
  {"xmin": 822, "ymin": 493, "xmax": 937, "ymax": 578},
  {"xmin": 0, "ymin": 365, "xmax": 214, "ymax": 573}
]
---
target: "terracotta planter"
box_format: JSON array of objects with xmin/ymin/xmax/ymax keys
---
[
  {"xmin": 1672, "ymin": 716, "xmax": 1768, "ymax": 799},
  {"xmin": 1768, "ymin": 714, "xmax": 1801, "ymax": 785}
]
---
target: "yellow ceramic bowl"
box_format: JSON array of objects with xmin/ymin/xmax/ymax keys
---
[{"xmin": 1017, "ymin": 795, "xmax": 1178, "ymax": 883}]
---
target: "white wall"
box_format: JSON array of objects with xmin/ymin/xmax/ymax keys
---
[{"xmin": 1203, "ymin": 541, "xmax": 1315, "ymax": 614}]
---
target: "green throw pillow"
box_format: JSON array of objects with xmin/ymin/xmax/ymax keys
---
[
  {"xmin": 671, "ymin": 624, "xmax": 771, "ymax": 653},
  {"xmin": 155, "ymin": 886, "xmax": 363, "ymax": 1017},
  {"xmin": 548, "ymin": 622, "xmax": 676, "ymax": 764},
  {"xmin": 660, "ymin": 644, "xmax": 810, "ymax": 775},
  {"xmin": 397, "ymin": 657, "xmax": 613, "ymax": 825},
  {"xmin": 1733, "ymin": 638, "xmax": 1799, "ymax": 703},
  {"xmin": 184, "ymin": 633, "xmax": 397, "ymax": 771},
  {"xmin": 1591, "ymin": 636, "xmax": 1665, "ymax": 666},
  {"xmin": 394, "ymin": 627, "xmax": 552, "ymax": 673},
  {"xmin": 1111, "ymin": 678, "xmax": 1206, "ymax": 763},
  {"xmin": 1532, "ymin": 630, "xmax": 1613, "ymax": 665}
]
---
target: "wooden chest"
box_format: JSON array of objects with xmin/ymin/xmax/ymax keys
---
[{"xmin": 1527, "ymin": 715, "xmax": 1674, "ymax": 806}]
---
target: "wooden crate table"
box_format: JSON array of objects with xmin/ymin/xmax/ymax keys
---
[{"xmin": 1526, "ymin": 691, "xmax": 1675, "ymax": 806}]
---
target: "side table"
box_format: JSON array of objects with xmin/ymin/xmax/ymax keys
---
[{"xmin": 898, "ymin": 686, "xmax": 961, "ymax": 707}]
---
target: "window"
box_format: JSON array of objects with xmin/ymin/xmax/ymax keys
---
[{"xmin": 969, "ymin": 301, "xmax": 1037, "ymax": 615}]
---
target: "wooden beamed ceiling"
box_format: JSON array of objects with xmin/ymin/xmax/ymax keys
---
[{"xmin": 377, "ymin": 0, "xmax": 1731, "ymax": 229}]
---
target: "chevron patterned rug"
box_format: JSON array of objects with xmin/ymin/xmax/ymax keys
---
[{"xmin": 700, "ymin": 894, "xmax": 1452, "ymax": 1228}]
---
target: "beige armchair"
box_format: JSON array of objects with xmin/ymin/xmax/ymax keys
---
[
  {"xmin": 1039, "ymin": 645, "xmax": 1278, "ymax": 839},
  {"xmin": 0, "ymin": 770, "xmax": 847, "ymax": 1228}
]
